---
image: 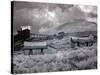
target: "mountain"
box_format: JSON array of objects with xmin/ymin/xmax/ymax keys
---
[
  {"xmin": 56, "ymin": 19, "xmax": 97, "ymax": 33},
  {"xmin": 46, "ymin": 19, "xmax": 97, "ymax": 35}
]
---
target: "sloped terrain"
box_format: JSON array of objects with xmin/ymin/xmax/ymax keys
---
[{"xmin": 47, "ymin": 20, "xmax": 97, "ymax": 34}]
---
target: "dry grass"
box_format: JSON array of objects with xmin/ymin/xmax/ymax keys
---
[{"xmin": 13, "ymin": 37, "xmax": 97, "ymax": 74}]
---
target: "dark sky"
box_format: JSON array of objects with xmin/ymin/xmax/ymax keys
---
[{"xmin": 12, "ymin": 1, "xmax": 97, "ymax": 34}]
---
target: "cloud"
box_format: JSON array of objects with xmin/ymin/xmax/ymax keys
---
[
  {"xmin": 39, "ymin": 27, "xmax": 48, "ymax": 33},
  {"xmin": 13, "ymin": 1, "xmax": 97, "ymax": 34},
  {"xmin": 77, "ymin": 5, "xmax": 97, "ymax": 23},
  {"xmin": 78, "ymin": 5, "xmax": 97, "ymax": 14}
]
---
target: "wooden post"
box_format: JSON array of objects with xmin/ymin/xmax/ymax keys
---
[
  {"xmin": 41, "ymin": 48, "xmax": 44, "ymax": 54},
  {"xmin": 91, "ymin": 42, "xmax": 93, "ymax": 46},
  {"xmin": 71, "ymin": 38, "xmax": 75, "ymax": 48},
  {"xmin": 89, "ymin": 41, "xmax": 93, "ymax": 46},
  {"xmin": 77, "ymin": 42, "xmax": 80, "ymax": 47},
  {"xmin": 29, "ymin": 49, "xmax": 33, "ymax": 55},
  {"xmin": 86, "ymin": 42, "xmax": 88, "ymax": 46},
  {"xmin": 24, "ymin": 50, "xmax": 29, "ymax": 55},
  {"xmin": 71, "ymin": 42, "xmax": 75, "ymax": 48}
]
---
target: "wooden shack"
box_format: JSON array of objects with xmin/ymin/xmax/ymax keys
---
[{"xmin": 23, "ymin": 41, "xmax": 48, "ymax": 55}]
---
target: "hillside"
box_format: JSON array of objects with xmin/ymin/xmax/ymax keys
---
[{"xmin": 47, "ymin": 19, "xmax": 97, "ymax": 34}]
